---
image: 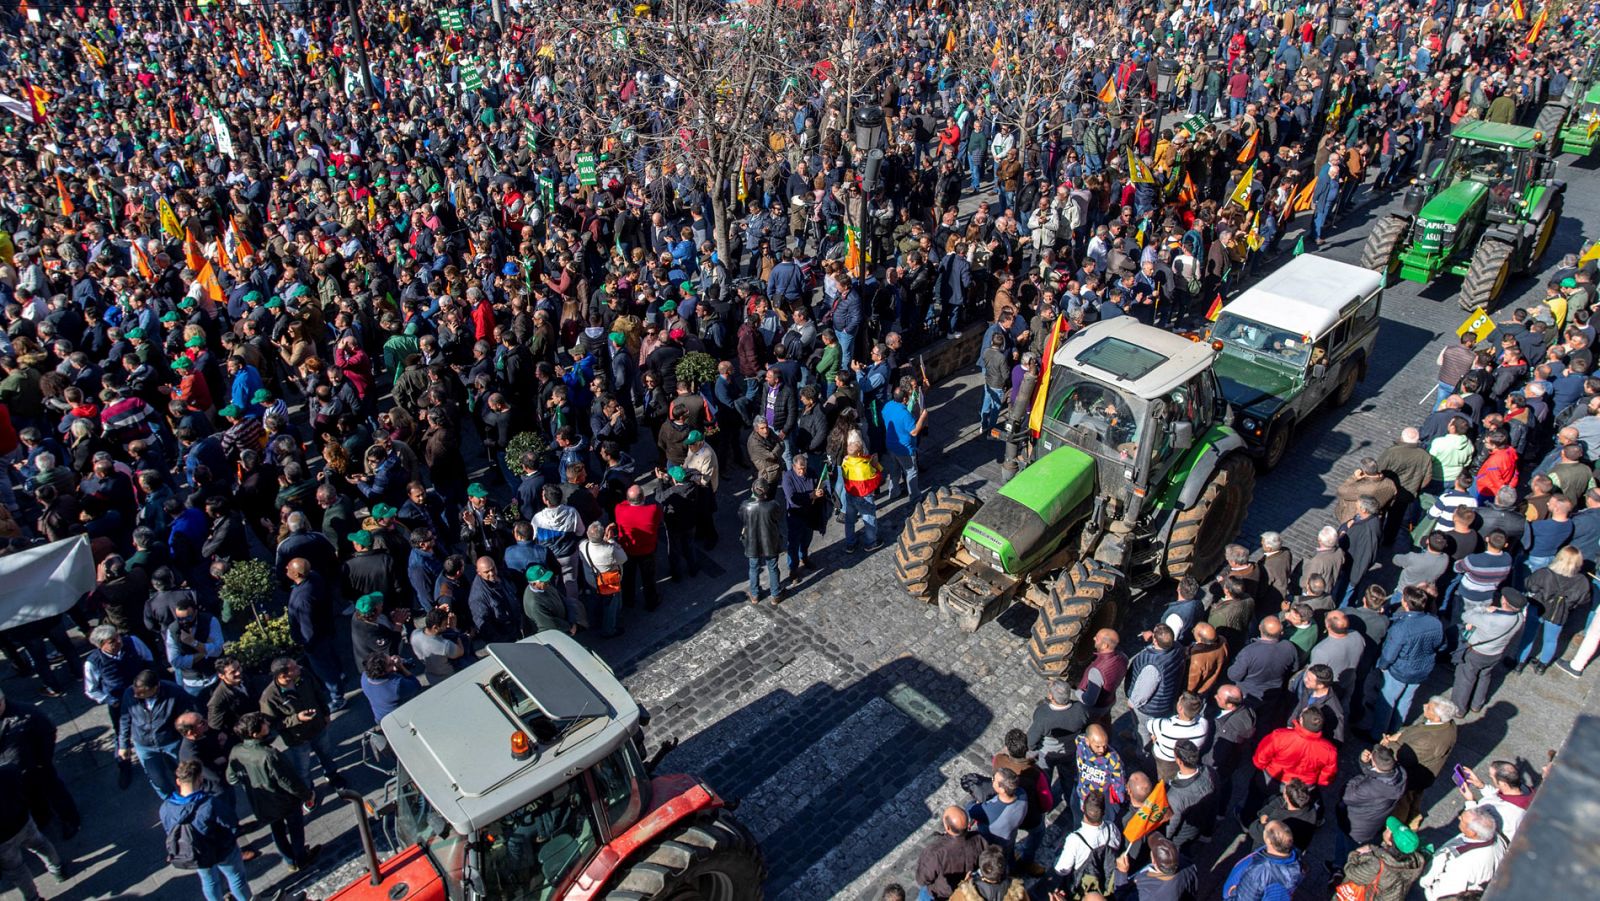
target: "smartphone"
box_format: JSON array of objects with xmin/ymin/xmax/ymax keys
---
[{"xmin": 1451, "ymin": 764, "xmax": 1471, "ymax": 788}]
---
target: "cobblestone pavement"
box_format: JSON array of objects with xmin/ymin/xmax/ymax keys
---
[{"xmin": 11, "ymin": 160, "xmax": 1600, "ymax": 901}]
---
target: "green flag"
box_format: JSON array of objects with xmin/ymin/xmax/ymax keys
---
[
  {"xmin": 439, "ymin": 9, "xmax": 465, "ymax": 31},
  {"xmin": 460, "ymin": 59, "xmax": 484, "ymax": 91},
  {"xmin": 1293, "ymin": 235, "xmax": 1306, "ymax": 257}
]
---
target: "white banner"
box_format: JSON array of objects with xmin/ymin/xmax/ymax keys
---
[
  {"xmin": 0, "ymin": 536, "xmax": 97, "ymax": 631},
  {"xmin": 212, "ymin": 111, "xmax": 236, "ymax": 158}
]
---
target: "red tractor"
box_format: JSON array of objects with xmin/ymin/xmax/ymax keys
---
[{"xmin": 322, "ymin": 635, "xmax": 764, "ymax": 901}]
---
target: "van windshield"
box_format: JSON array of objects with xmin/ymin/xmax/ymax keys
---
[{"xmin": 1212, "ymin": 313, "xmax": 1311, "ymax": 369}]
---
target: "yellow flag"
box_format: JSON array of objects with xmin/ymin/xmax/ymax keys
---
[
  {"xmin": 944, "ymin": 28, "xmax": 956, "ymax": 54},
  {"xmin": 158, "ymin": 197, "xmax": 183, "ymax": 240},
  {"xmin": 1127, "ymin": 150, "xmax": 1155, "ymax": 185},
  {"xmin": 81, "ymin": 40, "xmax": 107, "ymax": 67},
  {"xmin": 367, "ymin": 194, "xmax": 377, "ymax": 221},
  {"xmin": 1457, "ymin": 306, "xmax": 1496, "ymax": 343},
  {"xmin": 1229, "ymin": 164, "xmax": 1256, "ymax": 210}
]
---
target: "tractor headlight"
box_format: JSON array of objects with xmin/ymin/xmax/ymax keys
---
[{"xmin": 1241, "ymin": 416, "xmax": 1258, "ymax": 432}]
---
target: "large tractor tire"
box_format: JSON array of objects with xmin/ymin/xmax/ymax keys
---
[
  {"xmin": 1531, "ymin": 190, "xmax": 1564, "ymax": 264},
  {"xmin": 1535, "ymin": 103, "xmax": 1569, "ymax": 152},
  {"xmin": 1458, "ymin": 238, "xmax": 1515, "ymax": 312},
  {"xmin": 1028, "ymin": 560, "xmax": 1126, "ymax": 678},
  {"xmin": 1358, "ymin": 216, "xmax": 1408, "ymax": 276},
  {"xmin": 1163, "ymin": 454, "xmax": 1256, "ymax": 582},
  {"xmin": 894, "ymin": 487, "xmax": 982, "ymax": 602},
  {"xmin": 605, "ymin": 807, "xmax": 766, "ymax": 901}
]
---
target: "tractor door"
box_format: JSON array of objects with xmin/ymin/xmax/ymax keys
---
[
  {"xmin": 472, "ymin": 780, "xmax": 601, "ymax": 901},
  {"xmin": 588, "ymin": 740, "xmax": 650, "ymax": 840}
]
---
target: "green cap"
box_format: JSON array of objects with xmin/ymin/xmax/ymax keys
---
[
  {"xmin": 242, "ymin": 290, "xmax": 262, "ymax": 304},
  {"xmin": 251, "ymin": 388, "xmax": 273, "ymax": 403},
  {"xmin": 171, "ymin": 356, "xmax": 193, "ymax": 370},
  {"xmin": 177, "ymin": 296, "xmax": 197, "ymax": 309},
  {"xmin": 659, "ymin": 300, "xmax": 677, "ymax": 313},
  {"xmin": 526, "ymin": 565, "xmax": 554, "ymax": 584},
  {"xmin": 371, "ymin": 502, "xmax": 398, "ymax": 518},
  {"xmin": 354, "ymin": 591, "xmax": 383, "ymax": 615},
  {"xmin": 467, "ymin": 482, "xmax": 490, "ymax": 498},
  {"xmin": 686, "ymin": 430, "xmax": 704, "ymax": 445},
  {"xmin": 264, "ymin": 297, "xmax": 283, "ymax": 310},
  {"xmin": 427, "ymin": 183, "xmax": 443, "ymax": 194},
  {"xmin": 667, "ymin": 465, "xmax": 688, "ymax": 482},
  {"xmin": 348, "ymin": 529, "xmax": 375, "ymax": 548},
  {"xmin": 608, "ymin": 331, "xmax": 625, "ymax": 345},
  {"xmin": 375, "ymin": 175, "xmax": 389, "ymax": 186},
  {"xmin": 160, "ymin": 311, "xmax": 179, "ymax": 323},
  {"xmin": 218, "ymin": 404, "xmax": 242, "ymax": 418},
  {"xmin": 1385, "ymin": 817, "xmax": 1419, "ymax": 854},
  {"xmin": 287, "ymin": 284, "xmax": 310, "ymax": 299},
  {"xmin": 125, "ymin": 327, "xmax": 146, "ymax": 340},
  {"xmin": 679, "ymin": 280, "xmax": 697, "ymax": 295},
  {"xmin": 185, "ymin": 335, "xmax": 206, "ymax": 348},
  {"xmin": 1562, "ymin": 277, "xmax": 1578, "ymax": 288}
]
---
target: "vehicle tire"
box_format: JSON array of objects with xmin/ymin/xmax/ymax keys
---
[
  {"xmin": 1535, "ymin": 103, "xmax": 1569, "ymax": 152},
  {"xmin": 1458, "ymin": 239, "xmax": 1514, "ymax": 313},
  {"xmin": 605, "ymin": 807, "xmax": 766, "ymax": 901},
  {"xmin": 1358, "ymin": 216, "xmax": 1408, "ymax": 276},
  {"xmin": 1260, "ymin": 420, "xmax": 1293, "ymax": 471},
  {"xmin": 1531, "ymin": 190, "xmax": 1563, "ymax": 264},
  {"xmin": 1027, "ymin": 560, "xmax": 1126, "ymax": 678},
  {"xmin": 893, "ymin": 487, "xmax": 982, "ymax": 602},
  {"xmin": 1163, "ymin": 454, "xmax": 1256, "ymax": 582}
]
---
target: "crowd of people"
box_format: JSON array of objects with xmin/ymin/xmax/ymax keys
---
[{"xmin": 0, "ymin": 0, "xmax": 1595, "ymax": 896}]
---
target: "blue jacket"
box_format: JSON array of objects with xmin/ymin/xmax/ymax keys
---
[
  {"xmin": 1224, "ymin": 847, "xmax": 1302, "ymax": 901},
  {"xmin": 1377, "ymin": 610, "xmax": 1445, "ymax": 684},
  {"xmin": 158, "ymin": 790, "xmax": 238, "ymax": 860},
  {"xmin": 119, "ymin": 680, "xmax": 194, "ymax": 752},
  {"xmin": 830, "ymin": 288, "xmax": 863, "ymax": 335},
  {"xmin": 767, "ymin": 261, "xmax": 807, "ymax": 302}
]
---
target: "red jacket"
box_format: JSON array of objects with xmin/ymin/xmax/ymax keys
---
[
  {"xmin": 613, "ymin": 500, "xmax": 663, "ymax": 555},
  {"xmin": 1475, "ymin": 447, "xmax": 1519, "ymax": 500},
  {"xmin": 1252, "ymin": 722, "xmax": 1338, "ymax": 787}
]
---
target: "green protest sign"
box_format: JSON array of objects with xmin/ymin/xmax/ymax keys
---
[{"xmin": 575, "ymin": 152, "xmax": 598, "ymax": 186}]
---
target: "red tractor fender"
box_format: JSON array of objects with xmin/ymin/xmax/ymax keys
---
[
  {"xmin": 564, "ymin": 773, "xmax": 724, "ymax": 901},
  {"xmin": 322, "ymin": 843, "xmax": 448, "ymax": 901}
]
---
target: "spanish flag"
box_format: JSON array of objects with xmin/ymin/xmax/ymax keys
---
[
  {"xmin": 21, "ymin": 78, "xmax": 49, "ymax": 124},
  {"xmin": 1526, "ymin": 5, "xmax": 1548, "ymax": 43},
  {"xmin": 1205, "ymin": 293, "xmax": 1224, "ymax": 322},
  {"xmin": 1509, "ymin": 0, "xmax": 1527, "ymax": 20},
  {"xmin": 81, "ymin": 41, "xmax": 107, "ymax": 68},
  {"xmin": 1235, "ymin": 129, "xmax": 1259, "ymax": 164},
  {"xmin": 1127, "ymin": 150, "xmax": 1156, "ymax": 185},
  {"xmin": 1028, "ymin": 313, "xmax": 1067, "ymax": 437},
  {"xmin": 1096, "ymin": 76, "xmax": 1116, "ymax": 104},
  {"xmin": 943, "ymin": 27, "xmax": 956, "ymax": 54},
  {"xmin": 55, "ymin": 174, "xmax": 73, "ymax": 216},
  {"xmin": 168, "ymin": 104, "xmax": 180, "ymax": 132}
]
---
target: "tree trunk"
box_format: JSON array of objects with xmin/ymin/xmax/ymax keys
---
[{"xmin": 709, "ymin": 163, "xmax": 733, "ymax": 267}]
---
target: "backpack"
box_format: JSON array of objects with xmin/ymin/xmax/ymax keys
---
[
  {"xmin": 1333, "ymin": 859, "xmax": 1384, "ymax": 901},
  {"xmin": 165, "ymin": 800, "xmax": 214, "ymax": 871},
  {"xmin": 1061, "ymin": 832, "xmax": 1118, "ymax": 900}
]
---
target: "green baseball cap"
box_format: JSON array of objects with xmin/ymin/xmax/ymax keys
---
[
  {"xmin": 686, "ymin": 430, "xmax": 704, "ymax": 445},
  {"xmin": 1385, "ymin": 817, "xmax": 1420, "ymax": 854},
  {"xmin": 348, "ymin": 529, "xmax": 375, "ymax": 548},
  {"xmin": 667, "ymin": 465, "xmax": 688, "ymax": 482},
  {"xmin": 608, "ymin": 331, "xmax": 625, "ymax": 345},
  {"xmin": 371, "ymin": 502, "xmax": 398, "ymax": 518},
  {"xmin": 526, "ymin": 565, "xmax": 554, "ymax": 584},
  {"xmin": 160, "ymin": 311, "xmax": 179, "ymax": 323},
  {"xmin": 125, "ymin": 327, "xmax": 146, "ymax": 340},
  {"xmin": 177, "ymin": 296, "xmax": 197, "ymax": 309},
  {"xmin": 659, "ymin": 300, "xmax": 677, "ymax": 313},
  {"xmin": 467, "ymin": 482, "xmax": 489, "ymax": 498},
  {"xmin": 218, "ymin": 404, "xmax": 242, "ymax": 418},
  {"xmin": 242, "ymin": 290, "xmax": 262, "ymax": 304},
  {"xmin": 354, "ymin": 591, "xmax": 383, "ymax": 614},
  {"xmin": 251, "ymin": 389, "xmax": 273, "ymax": 403},
  {"xmin": 185, "ymin": 335, "xmax": 206, "ymax": 348},
  {"xmin": 171, "ymin": 356, "xmax": 192, "ymax": 370},
  {"xmin": 264, "ymin": 297, "xmax": 283, "ymax": 310}
]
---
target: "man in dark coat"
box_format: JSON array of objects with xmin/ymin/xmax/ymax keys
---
[
  {"xmin": 1335, "ymin": 743, "xmax": 1407, "ymax": 863},
  {"xmin": 738, "ymin": 480, "xmax": 787, "ymax": 603},
  {"xmin": 914, "ymin": 806, "xmax": 987, "ymax": 900},
  {"xmin": 227, "ymin": 712, "xmax": 318, "ymax": 870}
]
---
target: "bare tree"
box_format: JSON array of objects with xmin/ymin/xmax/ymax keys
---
[{"xmin": 953, "ymin": 22, "xmax": 1088, "ymax": 166}]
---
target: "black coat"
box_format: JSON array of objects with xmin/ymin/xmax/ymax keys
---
[
  {"xmin": 738, "ymin": 497, "xmax": 787, "ymax": 559},
  {"xmin": 1337, "ymin": 763, "xmax": 1407, "ymax": 843}
]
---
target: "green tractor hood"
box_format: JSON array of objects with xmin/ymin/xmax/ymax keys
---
[
  {"xmin": 1212, "ymin": 350, "xmax": 1298, "ymax": 418},
  {"xmin": 1416, "ymin": 179, "xmax": 1488, "ymax": 226},
  {"xmin": 963, "ymin": 446, "xmax": 1097, "ymax": 575}
]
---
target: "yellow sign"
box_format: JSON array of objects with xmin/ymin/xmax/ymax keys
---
[
  {"xmin": 1581, "ymin": 240, "xmax": 1600, "ymax": 266},
  {"xmin": 1456, "ymin": 306, "xmax": 1496, "ymax": 343},
  {"xmin": 158, "ymin": 197, "xmax": 183, "ymax": 240}
]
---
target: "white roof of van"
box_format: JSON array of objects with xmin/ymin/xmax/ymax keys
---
[{"xmin": 1218, "ymin": 254, "xmax": 1383, "ymax": 337}]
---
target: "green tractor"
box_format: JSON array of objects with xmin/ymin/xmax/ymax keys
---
[
  {"xmin": 892, "ymin": 318, "xmax": 1256, "ymax": 677},
  {"xmin": 1535, "ymin": 49, "xmax": 1600, "ymax": 157},
  {"xmin": 1358, "ymin": 120, "xmax": 1564, "ymax": 312}
]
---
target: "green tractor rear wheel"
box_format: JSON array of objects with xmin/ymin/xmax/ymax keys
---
[
  {"xmin": 1027, "ymin": 560, "xmax": 1126, "ymax": 678},
  {"xmin": 1534, "ymin": 103, "xmax": 1569, "ymax": 153},
  {"xmin": 1163, "ymin": 454, "xmax": 1256, "ymax": 582},
  {"xmin": 1458, "ymin": 238, "xmax": 1514, "ymax": 312},
  {"xmin": 1358, "ymin": 216, "xmax": 1408, "ymax": 277},
  {"xmin": 1532, "ymin": 191, "xmax": 1563, "ymax": 263},
  {"xmin": 893, "ymin": 487, "xmax": 982, "ymax": 602}
]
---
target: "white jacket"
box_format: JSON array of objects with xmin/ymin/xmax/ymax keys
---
[{"xmin": 1421, "ymin": 833, "xmax": 1507, "ymax": 901}]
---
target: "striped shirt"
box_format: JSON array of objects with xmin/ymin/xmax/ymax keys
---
[{"xmin": 1149, "ymin": 714, "xmax": 1213, "ymax": 763}]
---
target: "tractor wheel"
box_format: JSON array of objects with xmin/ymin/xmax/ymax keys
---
[
  {"xmin": 1458, "ymin": 239, "xmax": 1515, "ymax": 313},
  {"xmin": 1027, "ymin": 560, "xmax": 1126, "ymax": 678},
  {"xmin": 604, "ymin": 807, "xmax": 766, "ymax": 901},
  {"xmin": 1531, "ymin": 190, "xmax": 1564, "ymax": 264},
  {"xmin": 1163, "ymin": 454, "xmax": 1256, "ymax": 582},
  {"xmin": 893, "ymin": 487, "xmax": 982, "ymax": 602},
  {"xmin": 1358, "ymin": 216, "xmax": 1408, "ymax": 276},
  {"xmin": 1260, "ymin": 420, "xmax": 1293, "ymax": 471},
  {"xmin": 1535, "ymin": 103, "xmax": 1569, "ymax": 152}
]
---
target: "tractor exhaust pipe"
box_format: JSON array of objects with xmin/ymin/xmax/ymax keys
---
[{"xmin": 337, "ymin": 789, "xmax": 383, "ymax": 887}]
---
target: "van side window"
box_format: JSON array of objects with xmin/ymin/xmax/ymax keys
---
[
  {"xmin": 1329, "ymin": 319, "xmax": 1350, "ymax": 353},
  {"xmin": 1353, "ymin": 293, "xmax": 1380, "ymax": 330}
]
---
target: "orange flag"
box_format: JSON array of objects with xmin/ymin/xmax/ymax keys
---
[
  {"xmin": 1178, "ymin": 172, "xmax": 1197, "ymax": 204},
  {"xmin": 132, "ymin": 241, "xmax": 155, "ymax": 282},
  {"xmin": 213, "ymin": 232, "xmax": 231, "ymax": 275},
  {"xmin": 1123, "ymin": 780, "xmax": 1171, "ymax": 843},
  {"xmin": 196, "ymin": 261, "xmax": 226, "ymax": 305},
  {"xmin": 943, "ymin": 27, "xmax": 956, "ymax": 54},
  {"xmin": 232, "ymin": 50, "xmax": 248, "ymax": 79},
  {"xmin": 168, "ymin": 103, "xmax": 180, "ymax": 131},
  {"xmin": 183, "ymin": 227, "xmax": 204, "ymax": 273},
  {"xmin": 1096, "ymin": 76, "xmax": 1116, "ymax": 104},
  {"xmin": 55, "ymin": 174, "xmax": 73, "ymax": 216},
  {"xmin": 230, "ymin": 216, "xmax": 255, "ymax": 267},
  {"xmin": 1236, "ymin": 129, "xmax": 1260, "ymax": 164},
  {"xmin": 1526, "ymin": 6, "xmax": 1548, "ymax": 43},
  {"xmin": 1290, "ymin": 178, "xmax": 1317, "ymax": 215}
]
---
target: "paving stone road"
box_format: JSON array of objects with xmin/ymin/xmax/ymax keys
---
[{"xmin": 13, "ymin": 153, "xmax": 1600, "ymax": 901}]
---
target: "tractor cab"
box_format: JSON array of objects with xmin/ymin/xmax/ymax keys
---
[
  {"xmin": 1036, "ymin": 318, "xmax": 1222, "ymax": 497},
  {"xmin": 326, "ymin": 635, "xmax": 763, "ymax": 901}
]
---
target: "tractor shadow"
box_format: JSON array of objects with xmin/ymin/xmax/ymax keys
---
[{"xmin": 649, "ymin": 656, "xmax": 994, "ymax": 898}]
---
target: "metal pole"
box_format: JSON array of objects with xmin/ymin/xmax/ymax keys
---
[{"xmin": 345, "ymin": 0, "xmax": 376, "ymax": 99}]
